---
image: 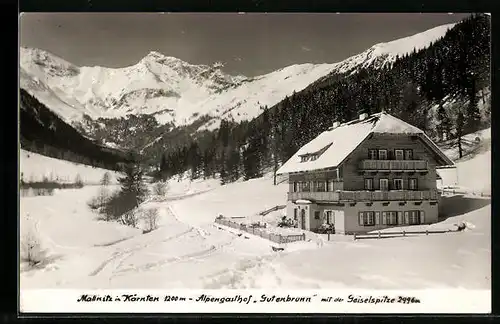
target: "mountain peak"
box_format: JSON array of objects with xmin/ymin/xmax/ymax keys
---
[{"xmin": 141, "ymin": 51, "xmax": 185, "ymax": 64}]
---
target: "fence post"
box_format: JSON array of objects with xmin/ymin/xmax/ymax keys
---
[
  {"xmin": 403, "ymin": 231, "xmax": 406, "ymax": 237},
  {"xmin": 279, "ymin": 235, "xmax": 282, "ymax": 244},
  {"xmin": 328, "ymin": 232, "xmax": 330, "ymax": 241},
  {"xmin": 354, "ymin": 233, "xmax": 357, "ymax": 241},
  {"xmin": 426, "ymin": 230, "xmax": 428, "ymax": 235}
]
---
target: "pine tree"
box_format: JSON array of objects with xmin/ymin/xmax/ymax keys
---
[
  {"xmin": 117, "ymin": 163, "xmax": 149, "ymax": 209},
  {"xmin": 456, "ymin": 112, "xmax": 465, "ymax": 159},
  {"xmin": 465, "ymin": 76, "xmax": 481, "ymax": 134}
]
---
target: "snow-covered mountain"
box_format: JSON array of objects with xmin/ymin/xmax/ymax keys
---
[
  {"xmin": 332, "ymin": 23, "xmax": 456, "ymax": 73},
  {"xmin": 20, "ymin": 22, "xmax": 456, "ymax": 132}
]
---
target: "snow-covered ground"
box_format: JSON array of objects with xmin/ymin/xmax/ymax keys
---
[
  {"xmin": 20, "ymin": 131, "xmax": 490, "ymax": 291},
  {"xmin": 20, "ymin": 149, "xmax": 120, "ymax": 184}
]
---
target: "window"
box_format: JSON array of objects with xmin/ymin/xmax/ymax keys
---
[
  {"xmin": 393, "ymin": 178, "xmax": 403, "ymax": 190},
  {"xmin": 325, "ymin": 210, "xmax": 334, "ymax": 224},
  {"xmin": 300, "ymin": 156, "xmax": 308, "ymax": 162},
  {"xmin": 384, "ymin": 211, "xmax": 398, "ymax": 225},
  {"xmin": 409, "ymin": 211, "xmax": 420, "ymax": 225},
  {"xmin": 409, "ymin": 178, "xmax": 418, "ymax": 190},
  {"xmin": 314, "ymin": 211, "xmax": 320, "ymax": 220},
  {"xmin": 310, "ymin": 155, "xmax": 318, "ymax": 161},
  {"xmin": 378, "ymin": 149, "xmax": 388, "ymax": 160},
  {"xmin": 380, "ymin": 178, "xmax": 389, "ymax": 191},
  {"xmin": 327, "ymin": 180, "xmax": 333, "ymax": 192},
  {"xmin": 316, "ymin": 181, "xmax": 326, "ymax": 192},
  {"xmin": 299, "ymin": 181, "xmax": 310, "ymax": 192},
  {"xmin": 294, "ymin": 209, "xmax": 298, "ymax": 220},
  {"xmin": 405, "ymin": 149, "xmax": 413, "ymax": 160},
  {"xmin": 395, "ymin": 149, "xmax": 404, "ymax": 161},
  {"xmin": 368, "ymin": 149, "xmax": 378, "ymax": 160},
  {"xmin": 359, "ymin": 211, "xmax": 375, "ymax": 226},
  {"xmin": 364, "ymin": 178, "xmax": 374, "ymax": 190}
]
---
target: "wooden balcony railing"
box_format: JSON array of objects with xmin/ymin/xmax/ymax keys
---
[
  {"xmin": 288, "ymin": 189, "xmax": 438, "ymax": 202},
  {"xmin": 359, "ymin": 160, "xmax": 428, "ymax": 172}
]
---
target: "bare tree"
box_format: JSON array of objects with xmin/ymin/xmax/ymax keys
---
[
  {"xmin": 120, "ymin": 209, "xmax": 140, "ymax": 228},
  {"xmin": 142, "ymin": 208, "xmax": 160, "ymax": 233}
]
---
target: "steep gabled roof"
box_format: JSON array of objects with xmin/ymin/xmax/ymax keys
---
[{"xmin": 276, "ymin": 112, "xmax": 454, "ymax": 175}]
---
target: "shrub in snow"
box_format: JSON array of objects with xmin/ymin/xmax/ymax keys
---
[
  {"xmin": 277, "ymin": 216, "xmax": 295, "ymax": 228},
  {"xmin": 153, "ymin": 181, "xmax": 168, "ymax": 197},
  {"xmin": 20, "ymin": 214, "xmax": 47, "ymax": 267}
]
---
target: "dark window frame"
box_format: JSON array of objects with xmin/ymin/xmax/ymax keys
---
[
  {"xmin": 364, "ymin": 178, "xmax": 374, "ymax": 191},
  {"xmin": 394, "ymin": 149, "xmax": 404, "ymax": 161},
  {"xmin": 405, "ymin": 149, "xmax": 414, "ymax": 160},
  {"xmin": 386, "ymin": 211, "xmax": 398, "ymax": 225},
  {"xmin": 380, "ymin": 178, "xmax": 389, "ymax": 191},
  {"xmin": 409, "ymin": 178, "xmax": 418, "ymax": 191},
  {"xmin": 378, "ymin": 149, "xmax": 388, "ymax": 160},
  {"xmin": 361, "ymin": 211, "xmax": 375, "ymax": 226},
  {"xmin": 393, "ymin": 178, "xmax": 404, "ymax": 190},
  {"xmin": 409, "ymin": 210, "xmax": 421, "ymax": 225}
]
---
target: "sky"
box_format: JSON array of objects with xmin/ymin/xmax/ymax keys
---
[{"xmin": 19, "ymin": 13, "xmax": 471, "ymax": 77}]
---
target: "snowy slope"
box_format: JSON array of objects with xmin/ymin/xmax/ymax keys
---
[
  {"xmin": 20, "ymin": 149, "xmax": 120, "ymax": 184},
  {"xmin": 20, "ymin": 22, "xmax": 456, "ymax": 130},
  {"xmin": 437, "ymin": 128, "xmax": 491, "ymax": 194}
]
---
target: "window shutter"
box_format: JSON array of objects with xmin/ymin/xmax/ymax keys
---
[
  {"xmin": 375, "ymin": 212, "xmax": 380, "ymax": 225},
  {"xmin": 397, "ymin": 211, "xmax": 403, "ymax": 225},
  {"xmin": 404, "ymin": 211, "xmax": 410, "ymax": 225},
  {"xmin": 359, "ymin": 212, "xmax": 364, "ymax": 226},
  {"xmin": 382, "ymin": 212, "xmax": 387, "ymax": 225},
  {"xmin": 420, "ymin": 211, "xmax": 425, "ymax": 224}
]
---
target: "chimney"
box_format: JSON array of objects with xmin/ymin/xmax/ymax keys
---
[
  {"xmin": 359, "ymin": 113, "xmax": 368, "ymax": 121},
  {"xmin": 332, "ymin": 121, "xmax": 340, "ymax": 129}
]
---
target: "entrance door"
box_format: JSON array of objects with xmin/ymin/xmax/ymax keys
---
[{"xmin": 300, "ymin": 209, "xmax": 306, "ymax": 230}]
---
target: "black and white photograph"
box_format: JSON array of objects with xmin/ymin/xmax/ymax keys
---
[{"xmin": 19, "ymin": 12, "xmax": 491, "ymax": 313}]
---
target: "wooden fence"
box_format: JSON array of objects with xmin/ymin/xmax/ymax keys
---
[
  {"xmin": 215, "ymin": 218, "xmax": 305, "ymax": 244},
  {"xmin": 353, "ymin": 229, "xmax": 454, "ymax": 240}
]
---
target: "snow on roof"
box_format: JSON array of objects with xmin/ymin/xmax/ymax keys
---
[{"xmin": 277, "ymin": 112, "xmax": 453, "ymax": 175}]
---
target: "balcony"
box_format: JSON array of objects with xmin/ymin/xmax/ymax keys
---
[
  {"xmin": 288, "ymin": 189, "xmax": 438, "ymax": 202},
  {"xmin": 359, "ymin": 160, "xmax": 428, "ymax": 173}
]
